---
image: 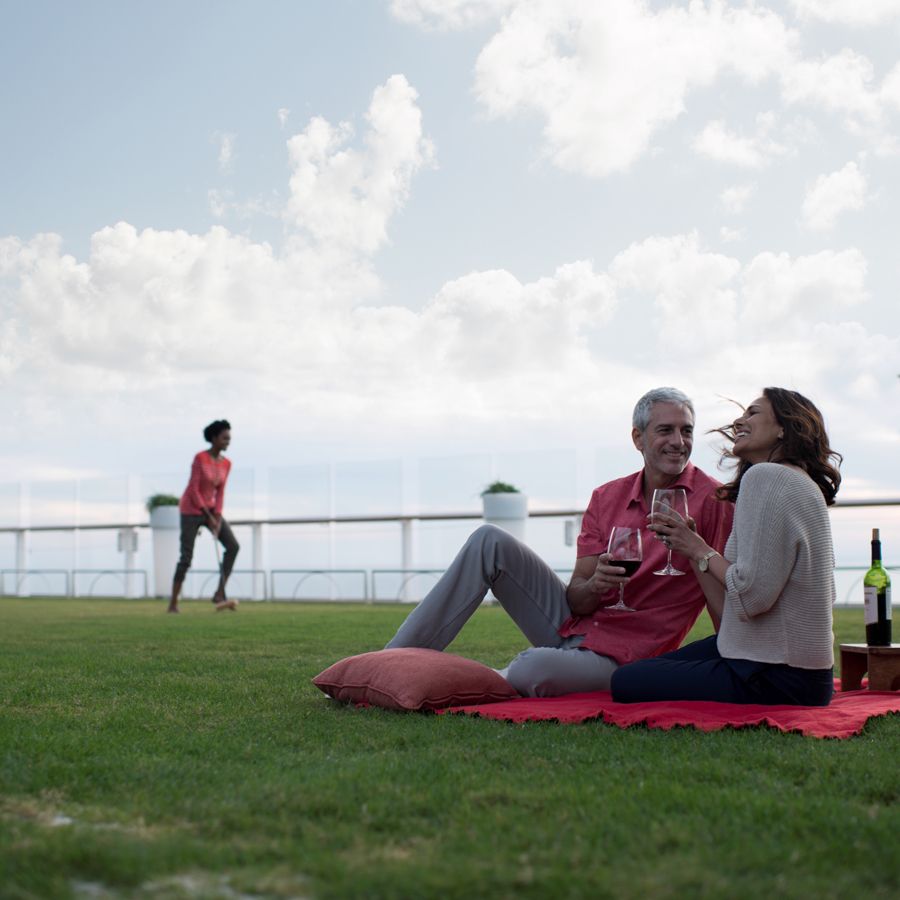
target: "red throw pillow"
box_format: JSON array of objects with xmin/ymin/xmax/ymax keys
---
[{"xmin": 312, "ymin": 648, "xmax": 520, "ymax": 711}]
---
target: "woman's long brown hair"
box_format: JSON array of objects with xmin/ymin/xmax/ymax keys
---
[{"xmin": 714, "ymin": 387, "xmax": 842, "ymax": 506}]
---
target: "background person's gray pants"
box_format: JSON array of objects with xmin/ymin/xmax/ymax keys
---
[
  {"xmin": 174, "ymin": 515, "xmax": 240, "ymax": 585},
  {"xmin": 385, "ymin": 524, "xmax": 618, "ymax": 697}
]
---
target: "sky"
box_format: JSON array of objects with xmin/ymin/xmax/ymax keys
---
[{"xmin": 2, "ymin": 0, "xmax": 900, "ymax": 505}]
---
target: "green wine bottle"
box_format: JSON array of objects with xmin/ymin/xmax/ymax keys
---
[{"xmin": 864, "ymin": 528, "xmax": 892, "ymax": 646}]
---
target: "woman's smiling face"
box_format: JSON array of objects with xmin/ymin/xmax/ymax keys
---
[{"xmin": 732, "ymin": 396, "xmax": 782, "ymax": 463}]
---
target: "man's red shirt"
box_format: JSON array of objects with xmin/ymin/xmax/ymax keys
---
[{"xmin": 558, "ymin": 463, "xmax": 734, "ymax": 664}]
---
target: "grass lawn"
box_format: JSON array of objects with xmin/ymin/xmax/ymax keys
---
[{"xmin": 0, "ymin": 598, "xmax": 898, "ymax": 900}]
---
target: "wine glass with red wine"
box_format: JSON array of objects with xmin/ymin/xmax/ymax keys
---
[{"xmin": 606, "ymin": 526, "xmax": 642, "ymax": 611}]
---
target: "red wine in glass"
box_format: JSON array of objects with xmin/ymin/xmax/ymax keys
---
[
  {"xmin": 615, "ymin": 559, "xmax": 641, "ymax": 578},
  {"xmin": 607, "ymin": 526, "xmax": 642, "ymax": 611}
]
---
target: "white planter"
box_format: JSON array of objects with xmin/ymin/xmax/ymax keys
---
[
  {"xmin": 149, "ymin": 506, "xmax": 181, "ymax": 597},
  {"xmin": 482, "ymin": 493, "xmax": 528, "ymax": 542}
]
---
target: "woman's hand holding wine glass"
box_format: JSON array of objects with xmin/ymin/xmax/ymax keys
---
[{"xmin": 650, "ymin": 488, "xmax": 689, "ymax": 576}]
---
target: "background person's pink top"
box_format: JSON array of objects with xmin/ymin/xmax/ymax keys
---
[
  {"xmin": 558, "ymin": 463, "xmax": 734, "ymax": 665},
  {"xmin": 179, "ymin": 451, "xmax": 232, "ymax": 516}
]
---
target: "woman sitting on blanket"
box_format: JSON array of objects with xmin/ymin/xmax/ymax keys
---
[{"xmin": 611, "ymin": 387, "xmax": 841, "ymax": 707}]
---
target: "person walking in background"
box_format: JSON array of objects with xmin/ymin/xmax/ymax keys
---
[
  {"xmin": 167, "ymin": 420, "xmax": 240, "ymax": 613},
  {"xmin": 611, "ymin": 388, "xmax": 841, "ymax": 706}
]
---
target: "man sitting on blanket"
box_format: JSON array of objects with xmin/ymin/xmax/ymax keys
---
[{"xmin": 386, "ymin": 386, "xmax": 734, "ymax": 696}]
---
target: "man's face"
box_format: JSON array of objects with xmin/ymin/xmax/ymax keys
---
[{"xmin": 632, "ymin": 402, "xmax": 694, "ymax": 481}]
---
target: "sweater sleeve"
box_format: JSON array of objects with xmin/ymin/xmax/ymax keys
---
[{"xmin": 723, "ymin": 465, "xmax": 798, "ymax": 621}]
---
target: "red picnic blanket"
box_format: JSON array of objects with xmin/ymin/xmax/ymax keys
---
[{"xmin": 439, "ymin": 685, "xmax": 900, "ymax": 739}]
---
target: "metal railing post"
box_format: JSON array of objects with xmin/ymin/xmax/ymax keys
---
[
  {"xmin": 125, "ymin": 530, "xmax": 138, "ymax": 598},
  {"xmin": 252, "ymin": 522, "xmax": 264, "ymax": 601},
  {"xmin": 400, "ymin": 518, "xmax": 415, "ymax": 603},
  {"xmin": 15, "ymin": 529, "xmax": 28, "ymax": 597}
]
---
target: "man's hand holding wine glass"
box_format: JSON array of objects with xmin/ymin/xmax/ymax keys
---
[{"xmin": 586, "ymin": 553, "xmax": 638, "ymax": 598}]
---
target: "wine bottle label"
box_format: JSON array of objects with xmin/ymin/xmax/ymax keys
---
[{"xmin": 864, "ymin": 585, "xmax": 877, "ymax": 625}]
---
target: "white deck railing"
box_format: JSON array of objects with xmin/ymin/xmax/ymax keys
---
[{"xmin": 0, "ymin": 499, "xmax": 896, "ymax": 604}]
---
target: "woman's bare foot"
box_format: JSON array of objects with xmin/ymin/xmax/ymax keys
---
[{"xmin": 166, "ymin": 604, "xmax": 179, "ymax": 614}]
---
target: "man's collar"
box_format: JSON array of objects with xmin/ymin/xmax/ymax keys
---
[{"xmin": 631, "ymin": 462, "xmax": 698, "ymax": 505}]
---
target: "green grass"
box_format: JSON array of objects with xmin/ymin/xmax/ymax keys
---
[{"xmin": 0, "ymin": 599, "xmax": 897, "ymax": 900}]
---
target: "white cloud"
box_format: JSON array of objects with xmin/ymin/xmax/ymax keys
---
[
  {"xmin": 880, "ymin": 62, "xmax": 900, "ymax": 112},
  {"xmin": 694, "ymin": 121, "xmax": 759, "ymax": 168},
  {"xmin": 0, "ymin": 76, "xmax": 439, "ymax": 413},
  {"xmin": 598, "ymin": 235, "xmax": 887, "ymax": 422},
  {"xmin": 470, "ymin": 0, "xmax": 795, "ymax": 177},
  {"xmin": 693, "ymin": 112, "xmax": 789, "ymax": 168},
  {"xmin": 625, "ymin": 244, "xmax": 895, "ymax": 460},
  {"xmin": 801, "ymin": 161, "xmax": 868, "ymax": 230},
  {"xmin": 0, "ymin": 230, "xmax": 620, "ymax": 434},
  {"xmin": 284, "ymin": 74, "xmax": 435, "ymax": 256},
  {"xmin": 390, "ymin": 0, "xmax": 515, "ymax": 30},
  {"xmin": 782, "ymin": 48, "xmax": 883, "ymax": 122},
  {"xmin": 398, "ymin": 1, "xmax": 900, "ymax": 175},
  {"xmin": 802, "ymin": 320, "xmax": 900, "ymax": 434},
  {"xmin": 208, "ymin": 188, "xmax": 229, "ymax": 219},
  {"xmin": 1, "ymin": 225, "xmax": 318, "ymax": 378},
  {"xmin": 419, "ymin": 261, "xmax": 615, "ymax": 379},
  {"xmin": 609, "ymin": 232, "xmax": 740, "ymax": 349},
  {"xmin": 739, "ymin": 248, "xmax": 868, "ymax": 331},
  {"xmin": 0, "ymin": 67, "xmax": 892, "ymax": 470},
  {"xmin": 789, "ymin": 1, "xmax": 900, "ymax": 26},
  {"xmin": 720, "ymin": 183, "xmax": 755, "ymax": 214},
  {"xmin": 1, "ymin": 216, "xmax": 891, "ymax": 460},
  {"xmin": 277, "ymin": 107, "xmax": 290, "ymax": 128},
  {"xmin": 216, "ymin": 132, "xmax": 236, "ymax": 173},
  {"xmin": 0, "ymin": 74, "xmax": 617, "ymax": 436},
  {"xmin": 778, "ymin": 48, "xmax": 900, "ymax": 154},
  {"xmin": 719, "ymin": 227, "xmax": 742, "ymax": 243},
  {"xmin": 208, "ymin": 188, "xmax": 281, "ymax": 221}
]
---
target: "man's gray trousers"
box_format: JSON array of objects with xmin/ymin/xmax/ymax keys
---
[{"xmin": 385, "ymin": 524, "xmax": 617, "ymax": 697}]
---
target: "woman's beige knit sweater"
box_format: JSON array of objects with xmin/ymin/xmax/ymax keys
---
[{"xmin": 718, "ymin": 462, "xmax": 835, "ymax": 670}]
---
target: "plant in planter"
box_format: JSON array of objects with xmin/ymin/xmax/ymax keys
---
[
  {"xmin": 481, "ymin": 481, "xmax": 528, "ymax": 540},
  {"xmin": 146, "ymin": 494, "xmax": 181, "ymax": 598},
  {"xmin": 481, "ymin": 481, "xmax": 520, "ymax": 495},
  {"xmin": 146, "ymin": 494, "xmax": 180, "ymax": 513}
]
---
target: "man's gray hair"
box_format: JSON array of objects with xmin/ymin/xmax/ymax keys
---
[{"xmin": 632, "ymin": 387, "xmax": 695, "ymax": 432}]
